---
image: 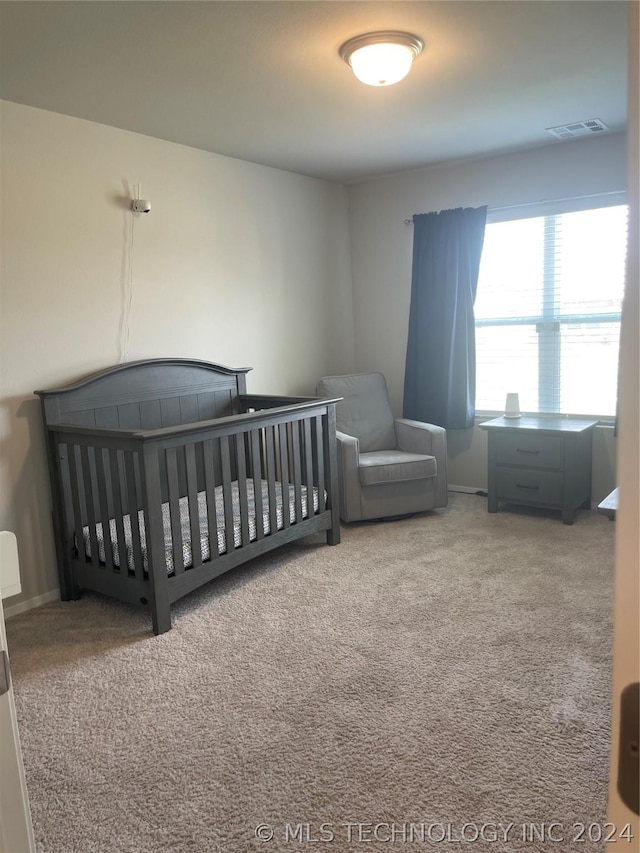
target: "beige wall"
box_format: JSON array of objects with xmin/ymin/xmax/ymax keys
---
[
  {"xmin": 347, "ymin": 133, "xmax": 627, "ymax": 500},
  {"xmin": 0, "ymin": 101, "xmax": 355, "ymax": 608}
]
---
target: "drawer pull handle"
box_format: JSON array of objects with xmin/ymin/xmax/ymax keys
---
[
  {"xmin": 516, "ymin": 448, "xmax": 540, "ymax": 454},
  {"xmin": 516, "ymin": 483, "xmax": 540, "ymax": 491}
]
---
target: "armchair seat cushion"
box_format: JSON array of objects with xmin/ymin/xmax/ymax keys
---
[{"xmin": 358, "ymin": 450, "xmax": 437, "ymax": 486}]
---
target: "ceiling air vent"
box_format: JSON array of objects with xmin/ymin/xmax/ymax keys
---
[{"xmin": 546, "ymin": 119, "xmax": 609, "ymax": 140}]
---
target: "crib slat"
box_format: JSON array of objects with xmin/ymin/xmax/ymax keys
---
[
  {"xmin": 220, "ymin": 436, "xmax": 235, "ymax": 552},
  {"xmin": 165, "ymin": 447, "xmax": 185, "ymax": 574},
  {"xmin": 277, "ymin": 423, "xmax": 290, "ymax": 529},
  {"xmin": 291, "ymin": 422, "xmax": 303, "ymax": 523},
  {"xmin": 259, "ymin": 426, "xmax": 268, "ymax": 477},
  {"xmin": 80, "ymin": 445, "xmax": 100, "ymax": 568},
  {"xmin": 236, "ymin": 436, "xmax": 249, "ymax": 546},
  {"xmin": 202, "ymin": 439, "xmax": 220, "ymax": 560},
  {"xmin": 303, "ymin": 418, "xmax": 314, "ymax": 518},
  {"xmin": 264, "ymin": 426, "xmax": 278, "ymax": 536},
  {"xmin": 67, "ymin": 444, "xmax": 86, "ymax": 567},
  {"xmin": 124, "ymin": 451, "xmax": 144, "ymax": 580},
  {"xmin": 94, "ymin": 448, "xmax": 115, "ymax": 571},
  {"xmin": 185, "ymin": 442, "xmax": 202, "ymax": 569},
  {"xmin": 314, "ymin": 416, "xmax": 325, "ymax": 510},
  {"xmin": 109, "ymin": 450, "xmax": 129, "ymax": 575},
  {"xmin": 250, "ymin": 430, "xmax": 264, "ymax": 540}
]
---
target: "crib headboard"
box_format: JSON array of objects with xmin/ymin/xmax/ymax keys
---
[{"xmin": 35, "ymin": 358, "xmax": 252, "ymax": 429}]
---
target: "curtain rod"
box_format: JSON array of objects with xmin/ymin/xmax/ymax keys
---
[{"xmin": 403, "ymin": 190, "xmax": 625, "ymax": 224}]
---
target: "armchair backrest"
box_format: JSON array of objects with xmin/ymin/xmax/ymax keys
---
[{"xmin": 316, "ymin": 373, "xmax": 397, "ymax": 452}]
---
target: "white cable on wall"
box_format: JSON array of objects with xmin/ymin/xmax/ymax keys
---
[
  {"xmin": 118, "ymin": 182, "xmax": 149, "ymax": 363},
  {"xmin": 118, "ymin": 208, "xmax": 135, "ymax": 363}
]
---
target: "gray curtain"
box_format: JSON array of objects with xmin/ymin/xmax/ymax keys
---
[{"xmin": 403, "ymin": 206, "xmax": 487, "ymax": 429}]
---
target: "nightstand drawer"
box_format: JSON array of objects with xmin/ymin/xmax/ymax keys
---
[
  {"xmin": 496, "ymin": 468, "xmax": 563, "ymax": 505},
  {"xmin": 494, "ymin": 433, "xmax": 561, "ymax": 469}
]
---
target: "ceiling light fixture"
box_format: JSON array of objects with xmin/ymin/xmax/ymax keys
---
[{"xmin": 339, "ymin": 31, "xmax": 424, "ymax": 87}]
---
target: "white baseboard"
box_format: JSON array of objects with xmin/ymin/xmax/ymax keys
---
[{"xmin": 4, "ymin": 589, "xmax": 60, "ymax": 620}]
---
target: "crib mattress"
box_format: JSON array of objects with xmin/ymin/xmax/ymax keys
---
[{"xmin": 82, "ymin": 480, "xmax": 320, "ymax": 575}]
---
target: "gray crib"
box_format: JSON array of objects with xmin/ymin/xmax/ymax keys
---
[{"xmin": 36, "ymin": 359, "xmax": 341, "ymax": 634}]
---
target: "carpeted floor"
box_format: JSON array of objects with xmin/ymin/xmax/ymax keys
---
[{"xmin": 6, "ymin": 493, "xmax": 616, "ymax": 852}]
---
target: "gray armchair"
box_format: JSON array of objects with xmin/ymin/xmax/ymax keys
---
[{"xmin": 316, "ymin": 373, "xmax": 448, "ymax": 522}]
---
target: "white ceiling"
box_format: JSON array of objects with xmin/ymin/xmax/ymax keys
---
[{"xmin": 0, "ymin": 1, "xmax": 628, "ymax": 183}]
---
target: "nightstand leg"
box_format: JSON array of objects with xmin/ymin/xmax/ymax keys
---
[
  {"xmin": 486, "ymin": 434, "xmax": 498, "ymax": 513},
  {"xmin": 562, "ymin": 507, "xmax": 575, "ymax": 525}
]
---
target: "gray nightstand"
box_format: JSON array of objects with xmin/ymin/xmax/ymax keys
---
[{"xmin": 479, "ymin": 416, "xmax": 598, "ymax": 524}]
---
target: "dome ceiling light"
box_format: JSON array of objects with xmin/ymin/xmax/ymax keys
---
[{"xmin": 339, "ymin": 31, "xmax": 424, "ymax": 87}]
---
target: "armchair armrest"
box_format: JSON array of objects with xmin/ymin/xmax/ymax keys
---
[
  {"xmin": 335, "ymin": 431, "xmax": 362, "ymax": 523},
  {"xmin": 336, "ymin": 430, "xmax": 359, "ymax": 458},
  {"xmin": 395, "ymin": 419, "xmax": 445, "ymax": 454},
  {"xmin": 394, "ymin": 419, "xmax": 448, "ymax": 506}
]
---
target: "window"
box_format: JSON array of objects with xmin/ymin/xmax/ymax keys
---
[{"xmin": 475, "ymin": 203, "xmax": 628, "ymax": 418}]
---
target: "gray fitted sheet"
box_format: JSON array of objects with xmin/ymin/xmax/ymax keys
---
[{"xmin": 83, "ymin": 479, "xmax": 321, "ymax": 574}]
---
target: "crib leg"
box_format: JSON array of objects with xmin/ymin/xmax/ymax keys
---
[
  {"xmin": 326, "ymin": 518, "xmax": 340, "ymax": 546},
  {"xmin": 326, "ymin": 530, "xmax": 340, "ymax": 545},
  {"xmin": 60, "ymin": 586, "xmax": 81, "ymax": 601},
  {"xmin": 151, "ymin": 598, "xmax": 172, "ymax": 635},
  {"xmin": 53, "ymin": 517, "xmax": 80, "ymax": 600},
  {"xmin": 59, "ymin": 563, "xmax": 81, "ymax": 600}
]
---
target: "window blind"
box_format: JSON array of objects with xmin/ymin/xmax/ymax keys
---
[{"xmin": 474, "ymin": 204, "xmax": 628, "ymax": 418}]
